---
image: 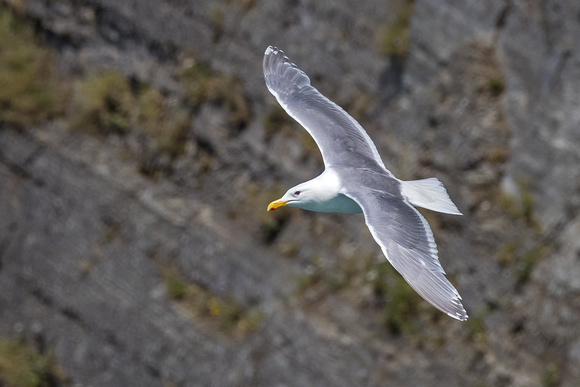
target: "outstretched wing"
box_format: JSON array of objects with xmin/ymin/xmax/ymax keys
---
[
  {"xmin": 263, "ymin": 46, "xmax": 391, "ymax": 174},
  {"xmin": 344, "ymin": 186, "xmax": 468, "ymax": 321}
]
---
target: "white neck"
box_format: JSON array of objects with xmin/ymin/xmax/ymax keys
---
[{"xmin": 293, "ymin": 169, "xmax": 362, "ymax": 213}]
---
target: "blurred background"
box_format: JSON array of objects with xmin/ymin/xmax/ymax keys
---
[{"xmin": 0, "ymin": 0, "xmax": 579, "ymax": 385}]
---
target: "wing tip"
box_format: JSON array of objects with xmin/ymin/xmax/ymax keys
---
[
  {"xmin": 263, "ymin": 46, "xmax": 311, "ymax": 92},
  {"xmin": 446, "ymin": 296, "xmax": 468, "ymax": 321},
  {"xmin": 264, "ymin": 45, "xmax": 286, "ymax": 61},
  {"xmin": 448, "ymin": 311, "xmax": 469, "ymax": 321},
  {"xmin": 448, "ymin": 308, "xmax": 469, "ymax": 321},
  {"xmin": 264, "ymin": 45, "xmax": 279, "ymax": 56},
  {"xmin": 263, "ymin": 45, "xmax": 287, "ymax": 79}
]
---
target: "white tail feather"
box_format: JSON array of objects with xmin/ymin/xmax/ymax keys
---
[{"xmin": 401, "ymin": 178, "xmax": 462, "ymax": 215}]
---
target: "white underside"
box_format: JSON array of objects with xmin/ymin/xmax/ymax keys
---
[{"xmin": 301, "ymin": 192, "xmax": 362, "ymax": 213}]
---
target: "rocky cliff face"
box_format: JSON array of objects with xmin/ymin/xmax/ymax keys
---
[{"xmin": 1, "ymin": 0, "xmax": 579, "ymax": 385}]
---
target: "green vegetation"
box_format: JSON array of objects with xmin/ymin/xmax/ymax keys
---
[
  {"xmin": 296, "ymin": 252, "xmax": 368, "ymax": 296},
  {"xmin": 208, "ymin": 8, "xmax": 225, "ymax": 41},
  {"xmin": 262, "ymin": 104, "xmax": 294, "ymax": 137},
  {"xmin": 136, "ymin": 86, "xmax": 189, "ymax": 158},
  {"xmin": 486, "ymin": 77, "xmax": 505, "ymax": 97},
  {"xmin": 233, "ymin": 0, "xmax": 256, "ymax": 9},
  {"xmin": 0, "ymin": 4, "xmax": 191, "ymax": 164},
  {"xmin": 181, "ymin": 62, "xmax": 213, "ymax": 104},
  {"xmin": 515, "ymin": 245, "xmax": 547, "ymax": 287},
  {"xmin": 369, "ymin": 261, "xmax": 390, "ymax": 299},
  {"xmin": 295, "ymin": 254, "xmax": 426, "ymax": 335},
  {"xmin": 159, "ymin": 263, "xmax": 263, "ymax": 336},
  {"xmin": 520, "ymin": 190, "xmax": 535, "ymax": 226},
  {"xmin": 488, "ymin": 146, "xmax": 509, "ymax": 164},
  {"xmin": 206, "ymin": 296, "xmax": 263, "ymax": 332},
  {"xmin": 0, "ymin": 4, "xmax": 252, "ymax": 181},
  {"xmin": 346, "ymin": 91, "xmax": 372, "ymax": 124},
  {"xmin": 278, "ymin": 242, "xmax": 300, "ymax": 258},
  {"xmin": 541, "ymin": 361, "xmax": 561, "ymax": 387},
  {"xmin": 497, "ymin": 241, "xmax": 520, "ymax": 266},
  {"xmin": 260, "ymin": 215, "xmax": 289, "ymax": 244},
  {"xmin": 242, "ymin": 181, "xmax": 291, "ymax": 244},
  {"xmin": 495, "ymin": 177, "xmax": 548, "ymax": 291},
  {"xmin": 0, "ymin": 3, "xmax": 194, "ymax": 163},
  {"xmin": 466, "ymin": 311, "xmax": 488, "ymax": 344},
  {"xmin": 159, "ymin": 264, "xmax": 189, "ymax": 300},
  {"xmin": 103, "ymin": 220, "xmax": 122, "ymax": 244},
  {"xmin": 498, "ymin": 192, "xmax": 517, "ymax": 215},
  {"xmin": 379, "ymin": 0, "xmax": 414, "ymax": 59},
  {"xmin": 71, "ymin": 71, "xmax": 190, "ymax": 167},
  {"xmin": 297, "ymin": 256, "xmax": 349, "ymax": 293},
  {"xmin": 0, "ymin": 6, "xmax": 67, "ymax": 128},
  {"xmin": 71, "ymin": 71, "xmax": 132, "ymax": 135},
  {"xmin": 297, "ymin": 253, "xmax": 424, "ymax": 336},
  {"xmin": 296, "ymin": 267, "xmax": 323, "ymax": 291},
  {"xmin": 0, "ymin": 339, "xmax": 64, "ymax": 387},
  {"xmin": 181, "ymin": 60, "xmax": 251, "ymax": 130},
  {"xmin": 498, "ymin": 178, "xmax": 537, "ymax": 227},
  {"xmin": 376, "ymin": 263, "xmax": 421, "ymax": 335},
  {"xmin": 496, "ymin": 241, "xmax": 548, "ymax": 287}
]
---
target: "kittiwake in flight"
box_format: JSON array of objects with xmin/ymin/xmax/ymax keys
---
[{"xmin": 263, "ymin": 46, "xmax": 467, "ymax": 321}]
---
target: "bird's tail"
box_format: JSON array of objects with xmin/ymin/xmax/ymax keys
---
[{"xmin": 400, "ymin": 178, "xmax": 462, "ymax": 215}]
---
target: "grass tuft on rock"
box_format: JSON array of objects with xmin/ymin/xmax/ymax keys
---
[
  {"xmin": 70, "ymin": 70, "xmax": 191, "ymax": 169},
  {"xmin": 71, "ymin": 70, "xmax": 132, "ymax": 135},
  {"xmin": 0, "ymin": 6, "xmax": 67, "ymax": 128},
  {"xmin": 181, "ymin": 60, "xmax": 251, "ymax": 130},
  {"xmin": 137, "ymin": 86, "xmax": 190, "ymax": 158},
  {"xmin": 368, "ymin": 261, "xmax": 423, "ymax": 335},
  {"xmin": 486, "ymin": 77, "xmax": 505, "ymax": 97},
  {"xmin": 0, "ymin": 339, "xmax": 65, "ymax": 387},
  {"xmin": 379, "ymin": 0, "xmax": 414, "ymax": 60},
  {"xmin": 158, "ymin": 262, "xmax": 263, "ymax": 336},
  {"xmin": 382, "ymin": 272, "xmax": 421, "ymax": 335}
]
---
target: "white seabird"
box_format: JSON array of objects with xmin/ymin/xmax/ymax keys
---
[{"xmin": 264, "ymin": 46, "xmax": 467, "ymax": 321}]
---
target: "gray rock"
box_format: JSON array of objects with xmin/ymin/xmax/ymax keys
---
[{"xmin": 2, "ymin": 0, "xmax": 580, "ymax": 385}]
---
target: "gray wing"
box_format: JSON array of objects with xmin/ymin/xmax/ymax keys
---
[
  {"xmin": 263, "ymin": 46, "xmax": 391, "ymax": 173},
  {"xmin": 344, "ymin": 187, "xmax": 468, "ymax": 321}
]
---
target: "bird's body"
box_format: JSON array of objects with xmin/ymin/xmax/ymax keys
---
[{"xmin": 263, "ymin": 46, "xmax": 468, "ymax": 321}]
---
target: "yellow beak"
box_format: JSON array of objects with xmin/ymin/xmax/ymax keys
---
[{"xmin": 267, "ymin": 198, "xmax": 290, "ymax": 211}]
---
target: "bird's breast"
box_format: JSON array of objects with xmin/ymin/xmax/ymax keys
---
[{"xmin": 307, "ymin": 193, "xmax": 363, "ymax": 214}]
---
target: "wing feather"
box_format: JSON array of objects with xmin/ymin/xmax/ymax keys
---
[
  {"xmin": 345, "ymin": 187, "xmax": 467, "ymax": 321},
  {"xmin": 263, "ymin": 46, "xmax": 390, "ymax": 173}
]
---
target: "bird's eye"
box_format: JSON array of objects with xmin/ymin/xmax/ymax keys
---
[{"xmin": 294, "ymin": 190, "xmax": 301, "ymax": 196}]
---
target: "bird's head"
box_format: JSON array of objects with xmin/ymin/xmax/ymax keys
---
[{"xmin": 267, "ymin": 182, "xmax": 315, "ymax": 211}]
